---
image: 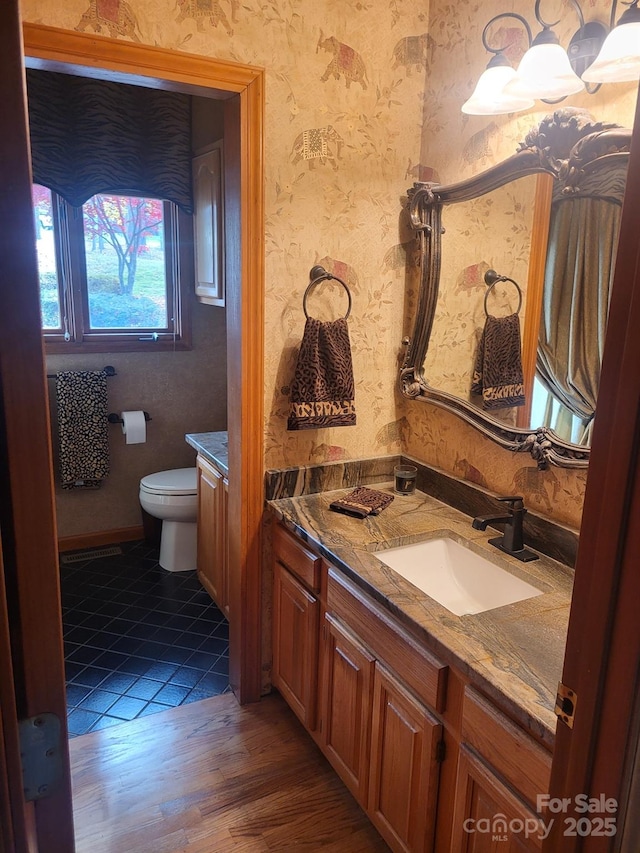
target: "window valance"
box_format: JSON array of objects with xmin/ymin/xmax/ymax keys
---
[{"xmin": 27, "ymin": 70, "xmax": 193, "ymax": 214}]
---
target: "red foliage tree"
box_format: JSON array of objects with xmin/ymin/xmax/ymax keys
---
[
  {"xmin": 82, "ymin": 195, "xmax": 163, "ymax": 295},
  {"xmin": 31, "ymin": 184, "xmax": 53, "ymax": 238}
]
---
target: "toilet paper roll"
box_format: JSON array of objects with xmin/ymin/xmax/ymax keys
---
[{"xmin": 121, "ymin": 410, "xmax": 147, "ymax": 445}]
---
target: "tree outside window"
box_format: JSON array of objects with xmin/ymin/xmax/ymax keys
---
[
  {"xmin": 31, "ymin": 185, "xmax": 191, "ymax": 352},
  {"xmin": 82, "ymin": 194, "xmax": 167, "ymax": 329}
]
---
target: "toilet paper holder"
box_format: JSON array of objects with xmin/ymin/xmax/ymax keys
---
[{"xmin": 108, "ymin": 412, "xmax": 152, "ymax": 424}]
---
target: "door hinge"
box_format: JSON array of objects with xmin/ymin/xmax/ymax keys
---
[
  {"xmin": 436, "ymin": 739, "xmax": 446, "ymax": 763},
  {"xmin": 555, "ymin": 682, "xmax": 577, "ymax": 729},
  {"xmin": 18, "ymin": 713, "xmax": 63, "ymax": 801}
]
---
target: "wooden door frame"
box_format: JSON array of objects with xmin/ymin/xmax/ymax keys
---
[
  {"xmin": 1, "ymin": 6, "xmax": 76, "ymax": 849},
  {"xmin": 543, "ymin": 88, "xmax": 640, "ymax": 848},
  {"xmin": 22, "ymin": 23, "xmax": 265, "ymax": 704},
  {"xmin": 0, "ymin": 544, "xmax": 30, "ymax": 853}
]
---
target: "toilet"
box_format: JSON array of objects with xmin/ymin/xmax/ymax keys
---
[{"xmin": 139, "ymin": 468, "xmax": 198, "ymax": 572}]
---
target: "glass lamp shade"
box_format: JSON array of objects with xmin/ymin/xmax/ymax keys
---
[
  {"xmin": 504, "ymin": 42, "xmax": 585, "ymax": 98},
  {"xmin": 461, "ymin": 65, "xmax": 534, "ymax": 115},
  {"xmin": 582, "ymin": 21, "xmax": 640, "ymax": 83}
]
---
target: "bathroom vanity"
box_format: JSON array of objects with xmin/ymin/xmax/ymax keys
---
[
  {"xmin": 186, "ymin": 432, "xmax": 229, "ymax": 616},
  {"xmin": 267, "ymin": 476, "xmax": 572, "ymax": 852}
]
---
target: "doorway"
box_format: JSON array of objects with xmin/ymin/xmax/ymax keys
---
[{"xmin": 22, "ymin": 25, "xmax": 265, "ymax": 703}]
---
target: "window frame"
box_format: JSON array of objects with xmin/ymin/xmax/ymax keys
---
[{"xmin": 40, "ymin": 191, "xmax": 192, "ymax": 354}]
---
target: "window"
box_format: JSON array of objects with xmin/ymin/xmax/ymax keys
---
[{"xmin": 32, "ymin": 186, "xmax": 192, "ymax": 352}]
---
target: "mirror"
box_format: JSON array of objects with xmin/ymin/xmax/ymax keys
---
[
  {"xmin": 401, "ymin": 108, "xmax": 631, "ymax": 468},
  {"xmin": 423, "ymin": 176, "xmax": 538, "ymax": 425}
]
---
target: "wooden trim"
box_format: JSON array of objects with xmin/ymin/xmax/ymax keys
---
[
  {"xmin": 587, "ymin": 460, "xmax": 640, "ymax": 839},
  {"xmin": 544, "ymin": 89, "xmax": 640, "ymax": 849},
  {"xmin": 225, "ymin": 77, "xmax": 265, "ymax": 703},
  {"xmin": 23, "ymin": 23, "xmax": 262, "ymax": 93},
  {"xmin": 517, "ymin": 172, "xmax": 553, "ymax": 429},
  {"xmin": 0, "ymin": 542, "xmax": 31, "ymax": 853},
  {"xmin": 2, "ymin": 10, "xmax": 75, "ymax": 850},
  {"xmin": 57, "ymin": 526, "xmax": 144, "ymax": 553},
  {"xmin": 22, "ymin": 24, "xmax": 265, "ymax": 704}
]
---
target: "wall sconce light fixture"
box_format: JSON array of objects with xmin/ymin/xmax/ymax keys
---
[
  {"xmin": 583, "ymin": 0, "xmax": 640, "ymax": 82},
  {"xmin": 463, "ymin": 0, "xmax": 639, "ymax": 115},
  {"xmin": 503, "ymin": 0, "xmax": 596, "ymax": 99},
  {"xmin": 462, "ymin": 14, "xmax": 535, "ymax": 114}
]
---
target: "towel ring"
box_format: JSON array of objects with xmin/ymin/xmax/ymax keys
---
[
  {"xmin": 303, "ymin": 265, "xmax": 352, "ymax": 320},
  {"xmin": 483, "ymin": 269, "xmax": 522, "ymax": 318}
]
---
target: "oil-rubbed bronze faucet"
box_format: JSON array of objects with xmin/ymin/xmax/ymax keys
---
[{"xmin": 472, "ymin": 496, "xmax": 539, "ymax": 563}]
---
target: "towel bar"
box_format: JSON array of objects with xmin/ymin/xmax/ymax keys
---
[
  {"xmin": 47, "ymin": 365, "xmax": 117, "ymax": 379},
  {"xmin": 303, "ymin": 265, "xmax": 352, "ymax": 320},
  {"xmin": 483, "ymin": 269, "xmax": 522, "ymax": 317}
]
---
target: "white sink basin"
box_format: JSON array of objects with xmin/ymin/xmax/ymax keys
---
[{"xmin": 376, "ymin": 537, "xmax": 542, "ymax": 616}]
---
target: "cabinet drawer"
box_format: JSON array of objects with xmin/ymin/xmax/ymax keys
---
[
  {"xmin": 327, "ymin": 567, "xmax": 448, "ymax": 713},
  {"xmin": 462, "ymin": 686, "xmax": 552, "ymax": 807},
  {"xmin": 197, "ymin": 453, "xmax": 223, "ymax": 480},
  {"xmin": 273, "ymin": 524, "xmax": 321, "ymax": 593}
]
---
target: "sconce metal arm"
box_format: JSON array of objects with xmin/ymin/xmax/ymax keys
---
[
  {"xmin": 610, "ymin": 0, "xmax": 640, "ymax": 30},
  {"xmin": 481, "ymin": 12, "xmax": 532, "ymax": 55}
]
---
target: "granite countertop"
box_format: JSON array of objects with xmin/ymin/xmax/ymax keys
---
[
  {"xmin": 185, "ymin": 431, "xmax": 228, "ymax": 476},
  {"xmin": 268, "ymin": 484, "xmax": 573, "ymax": 748}
]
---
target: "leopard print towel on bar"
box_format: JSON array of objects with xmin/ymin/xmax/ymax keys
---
[
  {"xmin": 288, "ymin": 316, "xmax": 356, "ymax": 430},
  {"xmin": 471, "ymin": 313, "xmax": 525, "ymax": 410},
  {"xmin": 56, "ymin": 370, "xmax": 110, "ymax": 489}
]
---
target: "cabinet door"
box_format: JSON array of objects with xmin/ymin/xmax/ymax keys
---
[
  {"xmin": 196, "ymin": 455, "xmax": 225, "ymax": 609},
  {"xmin": 320, "ymin": 613, "xmax": 375, "ymax": 803},
  {"xmin": 272, "ymin": 562, "xmax": 319, "ymax": 730},
  {"xmin": 451, "ymin": 746, "xmax": 544, "ymax": 852},
  {"xmin": 193, "ymin": 143, "xmax": 224, "ymax": 305},
  {"xmin": 368, "ymin": 663, "xmax": 442, "ymax": 853}
]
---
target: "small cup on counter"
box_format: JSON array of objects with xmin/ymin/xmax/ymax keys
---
[{"xmin": 394, "ymin": 464, "xmax": 418, "ymax": 495}]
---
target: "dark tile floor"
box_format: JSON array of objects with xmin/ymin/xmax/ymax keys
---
[{"xmin": 61, "ymin": 540, "xmax": 230, "ymax": 737}]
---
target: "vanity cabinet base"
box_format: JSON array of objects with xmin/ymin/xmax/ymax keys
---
[{"xmin": 270, "ymin": 523, "xmax": 552, "ymax": 853}]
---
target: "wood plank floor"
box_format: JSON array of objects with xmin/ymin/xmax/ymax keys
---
[{"xmin": 69, "ymin": 691, "xmax": 390, "ymax": 852}]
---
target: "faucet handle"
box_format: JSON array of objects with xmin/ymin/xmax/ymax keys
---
[{"xmin": 496, "ymin": 495, "xmax": 525, "ymax": 511}]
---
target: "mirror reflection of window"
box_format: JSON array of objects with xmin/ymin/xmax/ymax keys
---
[
  {"xmin": 535, "ymin": 168, "xmax": 625, "ymax": 446},
  {"xmin": 531, "ymin": 376, "xmax": 588, "ymax": 445}
]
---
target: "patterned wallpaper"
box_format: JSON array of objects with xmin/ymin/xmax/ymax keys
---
[
  {"xmin": 21, "ymin": 0, "xmax": 428, "ymax": 470},
  {"xmin": 20, "ymin": 0, "xmax": 639, "ymax": 532}
]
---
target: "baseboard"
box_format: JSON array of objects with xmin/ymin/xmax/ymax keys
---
[{"xmin": 58, "ymin": 526, "xmax": 145, "ymax": 553}]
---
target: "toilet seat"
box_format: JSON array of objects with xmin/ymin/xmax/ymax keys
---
[{"xmin": 140, "ymin": 467, "xmax": 197, "ymax": 496}]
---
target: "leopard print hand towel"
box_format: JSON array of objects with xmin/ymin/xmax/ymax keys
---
[
  {"xmin": 288, "ymin": 316, "xmax": 356, "ymax": 430},
  {"xmin": 56, "ymin": 370, "xmax": 110, "ymax": 489},
  {"xmin": 471, "ymin": 313, "xmax": 525, "ymax": 410}
]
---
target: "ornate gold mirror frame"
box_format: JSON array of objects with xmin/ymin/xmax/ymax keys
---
[{"xmin": 402, "ymin": 108, "xmax": 631, "ymax": 469}]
